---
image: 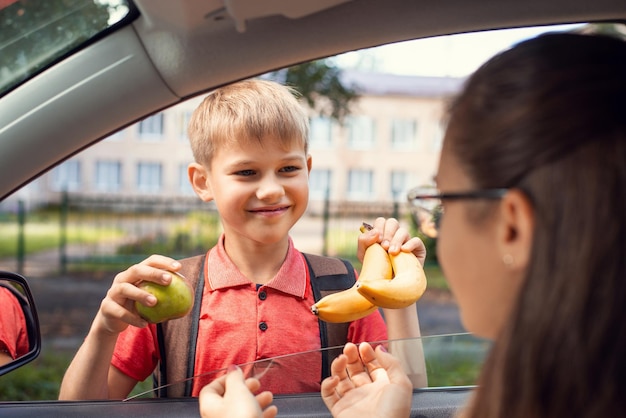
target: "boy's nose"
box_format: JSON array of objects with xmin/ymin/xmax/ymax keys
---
[{"xmin": 256, "ymin": 177, "xmax": 285, "ymax": 201}]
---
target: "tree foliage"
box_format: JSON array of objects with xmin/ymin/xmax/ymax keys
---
[{"xmin": 270, "ymin": 60, "xmax": 360, "ymax": 123}]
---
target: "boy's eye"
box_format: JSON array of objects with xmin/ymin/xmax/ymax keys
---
[
  {"xmin": 280, "ymin": 166, "xmax": 299, "ymax": 173},
  {"xmin": 235, "ymin": 169, "xmax": 256, "ymax": 177}
]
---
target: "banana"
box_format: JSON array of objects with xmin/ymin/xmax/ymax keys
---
[
  {"xmin": 311, "ymin": 285, "xmax": 378, "ymax": 323},
  {"xmin": 310, "ymin": 222, "xmax": 393, "ymax": 323},
  {"xmin": 358, "ymin": 243, "xmax": 393, "ymax": 283},
  {"xmin": 356, "ymin": 251, "xmax": 427, "ymax": 309},
  {"xmin": 357, "ymin": 222, "xmax": 392, "ymax": 283}
]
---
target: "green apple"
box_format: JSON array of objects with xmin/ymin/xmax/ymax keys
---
[{"xmin": 135, "ymin": 271, "xmax": 193, "ymax": 323}]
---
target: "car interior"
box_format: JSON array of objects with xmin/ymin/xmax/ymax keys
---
[{"xmin": 1, "ymin": 0, "xmax": 625, "ymax": 417}]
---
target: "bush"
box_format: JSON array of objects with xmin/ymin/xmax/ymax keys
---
[{"xmin": 0, "ymin": 351, "xmax": 71, "ymax": 400}]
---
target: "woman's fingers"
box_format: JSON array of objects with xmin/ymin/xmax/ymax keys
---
[
  {"xmin": 256, "ymin": 391, "xmax": 277, "ymax": 418},
  {"xmin": 372, "ymin": 345, "xmax": 413, "ymax": 391},
  {"xmin": 359, "ymin": 343, "xmax": 391, "ymax": 383},
  {"xmin": 321, "ymin": 375, "xmax": 341, "ymax": 410}
]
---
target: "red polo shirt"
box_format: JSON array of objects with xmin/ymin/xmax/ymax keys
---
[
  {"xmin": 0, "ymin": 286, "xmax": 30, "ymax": 360},
  {"xmin": 111, "ymin": 236, "xmax": 387, "ymax": 396}
]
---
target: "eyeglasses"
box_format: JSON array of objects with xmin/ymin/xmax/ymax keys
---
[{"xmin": 406, "ymin": 186, "xmax": 508, "ymax": 238}]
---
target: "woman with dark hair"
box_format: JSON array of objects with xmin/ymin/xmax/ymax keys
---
[
  {"xmin": 320, "ymin": 31, "xmax": 626, "ymax": 418},
  {"xmin": 197, "ymin": 31, "xmax": 626, "ymax": 418}
]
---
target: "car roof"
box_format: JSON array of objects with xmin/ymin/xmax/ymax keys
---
[{"xmin": 0, "ymin": 0, "xmax": 625, "ymax": 200}]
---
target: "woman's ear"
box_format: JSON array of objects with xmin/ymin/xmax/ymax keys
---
[
  {"xmin": 496, "ymin": 189, "xmax": 535, "ymax": 273},
  {"xmin": 188, "ymin": 162, "xmax": 214, "ymax": 202}
]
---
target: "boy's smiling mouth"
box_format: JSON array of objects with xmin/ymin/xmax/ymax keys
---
[{"xmin": 248, "ymin": 205, "xmax": 291, "ymax": 215}]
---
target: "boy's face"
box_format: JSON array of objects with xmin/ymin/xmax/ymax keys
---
[{"xmin": 191, "ymin": 137, "xmax": 312, "ymax": 246}]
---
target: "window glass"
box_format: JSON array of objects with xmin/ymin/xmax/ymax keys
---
[
  {"xmin": 1, "ymin": 22, "xmax": 610, "ymax": 401},
  {"xmin": 309, "ymin": 169, "xmax": 331, "ymax": 200},
  {"xmin": 347, "ymin": 169, "xmax": 373, "ymax": 200},
  {"xmin": 431, "ymin": 122, "xmax": 444, "ymax": 152},
  {"xmin": 179, "ymin": 111, "xmax": 193, "ymax": 141},
  {"xmin": 179, "ymin": 163, "xmax": 195, "ymax": 195},
  {"xmin": 138, "ymin": 114, "xmax": 164, "ymax": 140},
  {"xmin": 51, "ymin": 160, "xmax": 81, "ymax": 192},
  {"xmin": 309, "ymin": 116, "xmax": 333, "ymax": 148},
  {"xmin": 347, "ymin": 116, "xmax": 375, "ymax": 149},
  {"xmin": 390, "ymin": 170, "xmax": 408, "ymax": 200},
  {"xmin": 95, "ymin": 160, "xmax": 121, "ymax": 192},
  {"xmin": 104, "ymin": 131, "xmax": 124, "ymax": 142},
  {"xmin": 0, "ymin": 0, "xmax": 133, "ymax": 97},
  {"xmin": 391, "ymin": 119, "xmax": 417, "ymax": 150},
  {"xmin": 136, "ymin": 162, "xmax": 162, "ymax": 194}
]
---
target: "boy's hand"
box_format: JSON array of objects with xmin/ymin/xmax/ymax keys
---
[
  {"xmin": 357, "ymin": 217, "xmax": 426, "ymax": 266},
  {"xmin": 95, "ymin": 255, "xmax": 182, "ymax": 334}
]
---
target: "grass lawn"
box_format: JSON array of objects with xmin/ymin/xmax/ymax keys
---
[{"xmin": 0, "ymin": 223, "xmax": 123, "ymax": 258}]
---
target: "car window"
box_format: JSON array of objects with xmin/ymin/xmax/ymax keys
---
[
  {"xmin": 0, "ymin": 21, "xmax": 622, "ymax": 401},
  {"xmin": 0, "ymin": 0, "xmax": 135, "ymax": 97},
  {"xmin": 124, "ymin": 334, "xmax": 490, "ymax": 400}
]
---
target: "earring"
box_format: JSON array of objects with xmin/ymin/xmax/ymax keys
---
[{"xmin": 502, "ymin": 254, "xmax": 514, "ymax": 267}]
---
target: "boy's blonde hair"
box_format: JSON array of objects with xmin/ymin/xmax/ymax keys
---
[{"xmin": 188, "ymin": 79, "xmax": 309, "ymax": 166}]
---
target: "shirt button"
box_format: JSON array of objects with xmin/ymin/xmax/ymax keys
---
[
  {"xmin": 259, "ymin": 322, "xmax": 268, "ymax": 331},
  {"xmin": 258, "ymin": 291, "xmax": 267, "ymax": 300}
]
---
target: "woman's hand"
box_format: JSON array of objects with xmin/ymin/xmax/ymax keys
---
[
  {"xmin": 321, "ymin": 342, "xmax": 413, "ymax": 418},
  {"xmin": 358, "ymin": 217, "xmax": 426, "ymax": 266},
  {"xmin": 199, "ymin": 365, "xmax": 277, "ymax": 418}
]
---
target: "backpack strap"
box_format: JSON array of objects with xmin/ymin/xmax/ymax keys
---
[
  {"xmin": 154, "ymin": 252, "xmax": 355, "ymax": 397},
  {"xmin": 154, "ymin": 254, "xmax": 205, "ymax": 398},
  {"xmin": 303, "ymin": 253, "xmax": 356, "ymax": 381}
]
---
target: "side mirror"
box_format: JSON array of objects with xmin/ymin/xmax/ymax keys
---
[{"xmin": 0, "ymin": 271, "xmax": 41, "ymax": 376}]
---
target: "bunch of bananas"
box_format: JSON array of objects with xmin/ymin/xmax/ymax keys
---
[{"xmin": 311, "ymin": 223, "xmax": 427, "ymax": 323}]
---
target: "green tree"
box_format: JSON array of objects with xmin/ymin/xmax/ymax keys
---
[{"xmin": 270, "ymin": 60, "xmax": 360, "ymax": 123}]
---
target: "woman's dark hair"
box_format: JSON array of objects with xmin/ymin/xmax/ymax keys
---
[{"xmin": 446, "ymin": 32, "xmax": 626, "ymax": 417}]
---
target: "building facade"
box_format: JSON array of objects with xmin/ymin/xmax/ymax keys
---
[{"xmin": 7, "ymin": 71, "xmax": 464, "ymax": 210}]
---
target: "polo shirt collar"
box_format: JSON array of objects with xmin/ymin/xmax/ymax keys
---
[{"xmin": 206, "ymin": 234, "xmax": 307, "ymax": 298}]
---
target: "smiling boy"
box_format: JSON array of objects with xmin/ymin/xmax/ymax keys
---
[{"xmin": 59, "ymin": 79, "xmax": 425, "ymax": 400}]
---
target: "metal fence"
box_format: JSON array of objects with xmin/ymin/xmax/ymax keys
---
[{"xmin": 0, "ymin": 193, "xmax": 411, "ymax": 277}]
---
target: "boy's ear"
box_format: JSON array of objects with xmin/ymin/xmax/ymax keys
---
[
  {"xmin": 307, "ymin": 154, "xmax": 312, "ymax": 174},
  {"xmin": 496, "ymin": 189, "xmax": 534, "ymax": 274},
  {"xmin": 188, "ymin": 162, "xmax": 214, "ymax": 202}
]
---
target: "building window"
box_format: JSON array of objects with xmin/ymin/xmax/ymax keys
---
[
  {"xmin": 179, "ymin": 111, "xmax": 193, "ymax": 141},
  {"xmin": 137, "ymin": 162, "xmax": 162, "ymax": 193},
  {"xmin": 390, "ymin": 170, "xmax": 408, "ymax": 201},
  {"xmin": 391, "ymin": 119, "xmax": 417, "ymax": 150},
  {"xmin": 347, "ymin": 116, "xmax": 375, "ymax": 149},
  {"xmin": 179, "ymin": 164, "xmax": 195, "ymax": 195},
  {"xmin": 347, "ymin": 169, "xmax": 373, "ymax": 201},
  {"xmin": 309, "ymin": 169, "xmax": 332, "ymax": 200},
  {"xmin": 51, "ymin": 160, "xmax": 81, "ymax": 192},
  {"xmin": 431, "ymin": 121, "xmax": 445, "ymax": 152},
  {"xmin": 95, "ymin": 161, "xmax": 121, "ymax": 192},
  {"xmin": 309, "ymin": 116, "xmax": 332, "ymax": 148},
  {"xmin": 138, "ymin": 113, "xmax": 164, "ymax": 140},
  {"xmin": 104, "ymin": 130, "xmax": 123, "ymax": 142}
]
